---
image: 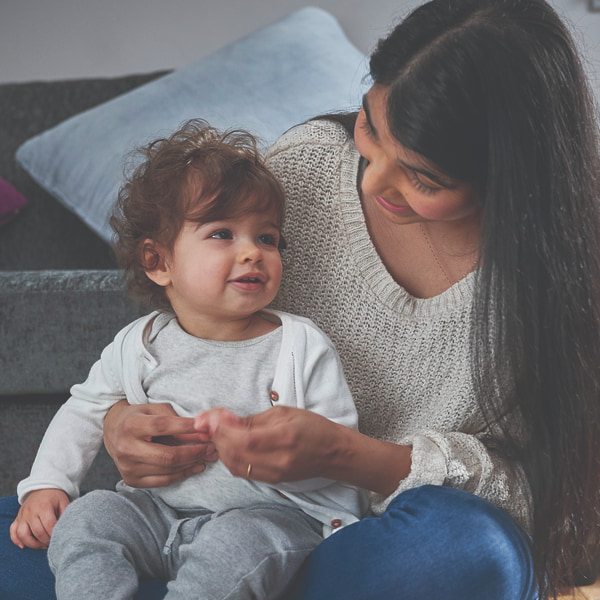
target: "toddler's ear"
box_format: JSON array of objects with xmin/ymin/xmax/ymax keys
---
[{"xmin": 142, "ymin": 239, "xmax": 171, "ymax": 287}]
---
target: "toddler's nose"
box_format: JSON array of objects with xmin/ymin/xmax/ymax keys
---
[{"xmin": 240, "ymin": 242, "xmax": 262, "ymax": 263}]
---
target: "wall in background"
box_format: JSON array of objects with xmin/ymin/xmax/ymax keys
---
[
  {"xmin": 0, "ymin": 0, "xmax": 410, "ymax": 84},
  {"xmin": 1, "ymin": 0, "xmax": 599, "ymax": 86}
]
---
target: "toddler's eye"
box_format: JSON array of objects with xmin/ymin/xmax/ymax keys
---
[
  {"xmin": 258, "ymin": 233, "xmax": 278, "ymax": 247},
  {"xmin": 209, "ymin": 230, "xmax": 232, "ymax": 240}
]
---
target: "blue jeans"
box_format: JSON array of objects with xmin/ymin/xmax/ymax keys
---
[{"xmin": 0, "ymin": 486, "xmax": 536, "ymax": 600}]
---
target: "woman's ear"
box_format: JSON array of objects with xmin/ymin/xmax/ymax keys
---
[{"xmin": 142, "ymin": 239, "xmax": 171, "ymax": 287}]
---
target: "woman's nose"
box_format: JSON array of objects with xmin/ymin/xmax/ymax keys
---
[{"xmin": 362, "ymin": 159, "xmax": 388, "ymax": 197}]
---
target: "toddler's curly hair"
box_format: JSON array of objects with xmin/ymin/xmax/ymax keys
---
[{"xmin": 110, "ymin": 119, "xmax": 285, "ymax": 310}]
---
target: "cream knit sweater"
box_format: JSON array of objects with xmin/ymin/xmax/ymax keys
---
[{"xmin": 266, "ymin": 119, "xmax": 530, "ymax": 529}]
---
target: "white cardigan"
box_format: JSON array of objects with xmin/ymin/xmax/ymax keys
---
[{"xmin": 18, "ymin": 309, "xmax": 368, "ymax": 536}]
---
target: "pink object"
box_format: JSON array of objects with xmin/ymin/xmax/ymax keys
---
[{"xmin": 0, "ymin": 177, "xmax": 28, "ymax": 227}]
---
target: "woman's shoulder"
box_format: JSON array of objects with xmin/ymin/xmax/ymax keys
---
[{"xmin": 266, "ymin": 117, "xmax": 355, "ymax": 160}]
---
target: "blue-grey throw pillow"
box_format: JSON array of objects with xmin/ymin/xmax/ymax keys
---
[{"xmin": 16, "ymin": 7, "xmax": 368, "ymax": 243}]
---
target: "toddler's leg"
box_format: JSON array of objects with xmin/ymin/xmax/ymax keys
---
[
  {"xmin": 166, "ymin": 504, "xmax": 322, "ymax": 600},
  {"xmin": 48, "ymin": 489, "xmax": 172, "ymax": 600}
]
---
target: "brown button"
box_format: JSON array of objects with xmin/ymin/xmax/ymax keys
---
[
  {"xmin": 330, "ymin": 518, "xmax": 342, "ymax": 528},
  {"xmin": 269, "ymin": 390, "xmax": 279, "ymax": 402}
]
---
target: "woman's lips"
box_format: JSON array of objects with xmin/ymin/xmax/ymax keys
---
[{"xmin": 375, "ymin": 195, "xmax": 413, "ymax": 215}]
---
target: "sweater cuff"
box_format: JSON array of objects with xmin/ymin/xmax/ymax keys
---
[{"xmin": 369, "ymin": 434, "xmax": 447, "ymax": 516}]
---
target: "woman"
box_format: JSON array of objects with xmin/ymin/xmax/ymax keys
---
[{"xmin": 3, "ymin": 0, "xmax": 600, "ymax": 598}]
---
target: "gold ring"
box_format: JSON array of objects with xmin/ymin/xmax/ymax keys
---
[{"xmin": 247, "ymin": 463, "xmax": 253, "ymax": 479}]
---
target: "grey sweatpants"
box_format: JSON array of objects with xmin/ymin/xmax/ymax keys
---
[{"xmin": 47, "ymin": 488, "xmax": 323, "ymax": 600}]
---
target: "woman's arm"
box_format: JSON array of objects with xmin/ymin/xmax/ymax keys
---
[
  {"xmin": 194, "ymin": 405, "xmax": 412, "ymax": 496},
  {"xmin": 103, "ymin": 400, "xmax": 218, "ymax": 488}
]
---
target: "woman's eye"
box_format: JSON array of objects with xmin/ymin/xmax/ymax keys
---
[
  {"xmin": 358, "ymin": 112, "xmax": 374, "ymax": 138},
  {"xmin": 209, "ymin": 230, "xmax": 232, "ymax": 240},
  {"xmin": 409, "ymin": 171, "xmax": 443, "ymax": 196},
  {"xmin": 258, "ymin": 233, "xmax": 278, "ymax": 247}
]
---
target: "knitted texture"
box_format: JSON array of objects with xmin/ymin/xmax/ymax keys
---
[{"xmin": 266, "ymin": 120, "xmax": 529, "ymax": 528}]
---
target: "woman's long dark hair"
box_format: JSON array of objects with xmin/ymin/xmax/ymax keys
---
[{"xmin": 370, "ymin": 0, "xmax": 600, "ymax": 596}]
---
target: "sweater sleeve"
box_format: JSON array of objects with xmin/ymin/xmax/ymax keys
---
[
  {"xmin": 370, "ymin": 427, "xmax": 531, "ymax": 531},
  {"xmin": 16, "ymin": 318, "xmax": 147, "ymax": 503}
]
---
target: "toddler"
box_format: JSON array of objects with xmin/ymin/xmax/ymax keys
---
[{"xmin": 11, "ymin": 119, "xmax": 367, "ymax": 600}]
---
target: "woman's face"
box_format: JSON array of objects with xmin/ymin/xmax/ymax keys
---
[{"xmin": 354, "ymin": 84, "xmax": 480, "ymax": 226}]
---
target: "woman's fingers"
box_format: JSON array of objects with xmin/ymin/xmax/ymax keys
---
[
  {"xmin": 115, "ymin": 437, "xmax": 216, "ymax": 487},
  {"xmin": 124, "ymin": 461, "xmax": 208, "ymax": 489},
  {"xmin": 121, "ymin": 442, "xmax": 213, "ymax": 487},
  {"xmin": 104, "ymin": 401, "xmax": 218, "ymax": 488},
  {"xmin": 195, "ymin": 406, "xmax": 336, "ymax": 483},
  {"xmin": 118, "ymin": 407, "xmax": 199, "ymax": 440}
]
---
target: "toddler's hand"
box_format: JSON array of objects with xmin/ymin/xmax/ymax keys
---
[
  {"xmin": 194, "ymin": 407, "xmax": 244, "ymax": 439},
  {"xmin": 10, "ymin": 488, "xmax": 70, "ymax": 550}
]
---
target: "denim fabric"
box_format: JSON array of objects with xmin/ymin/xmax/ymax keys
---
[
  {"xmin": 0, "ymin": 486, "xmax": 536, "ymax": 600},
  {"xmin": 291, "ymin": 485, "xmax": 537, "ymax": 600}
]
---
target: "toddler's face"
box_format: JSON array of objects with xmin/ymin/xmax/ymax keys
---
[{"xmin": 162, "ymin": 206, "xmax": 283, "ymax": 329}]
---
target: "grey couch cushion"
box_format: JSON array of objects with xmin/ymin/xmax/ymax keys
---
[{"xmin": 0, "ymin": 270, "xmax": 142, "ymax": 395}]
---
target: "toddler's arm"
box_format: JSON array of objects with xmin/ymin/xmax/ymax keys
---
[{"xmin": 10, "ymin": 488, "xmax": 70, "ymax": 550}]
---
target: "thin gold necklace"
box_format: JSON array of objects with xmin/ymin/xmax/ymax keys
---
[{"xmin": 419, "ymin": 223, "xmax": 477, "ymax": 285}]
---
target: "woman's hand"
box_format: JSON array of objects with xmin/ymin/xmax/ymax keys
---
[
  {"xmin": 194, "ymin": 406, "xmax": 412, "ymax": 494},
  {"xmin": 103, "ymin": 400, "xmax": 218, "ymax": 488},
  {"xmin": 10, "ymin": 489, "xmax": 70, "ymax": 550},
  {"xmin": 194, "ymin": 406, "xmax": 343, "ymax": 483}
]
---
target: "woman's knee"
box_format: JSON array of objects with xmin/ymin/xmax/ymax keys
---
[
  {"xmin": 388, "ymin": 485, "xmax": 536, "ymax": 598},
  {"xmin": 293, "ymin": 486, "xmax": 536, "ymax": 600},
  {"xmin": 380, "ymin": 486, "xmax": 535, "ymax": 596}
]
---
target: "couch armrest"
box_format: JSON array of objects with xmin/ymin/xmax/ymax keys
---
[{"xmin": 0, "ymin": 270, "xmax": 143, "ymax": 395}]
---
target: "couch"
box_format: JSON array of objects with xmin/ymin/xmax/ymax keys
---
[
  {"xmin": 0, "ymin": 73, "xmax": 162, "ymax": 496},
  {"xmin": 0, "ymin": 7, "xmax": 368, "ymax": 498}
]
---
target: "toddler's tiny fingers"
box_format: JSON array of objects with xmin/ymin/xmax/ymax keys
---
[{"xmin": 9, "ymin": 521, "xmax": 24, "ymax": 549}]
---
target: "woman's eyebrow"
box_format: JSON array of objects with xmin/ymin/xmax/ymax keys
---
[{"xmin": 362, "ymin": 94, "xmax": 379, "ymax": 139}]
